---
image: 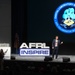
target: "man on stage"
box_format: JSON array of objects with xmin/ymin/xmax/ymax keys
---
[{"xmin": 52, "ymin": 36, "xmax": 63, "ymax": 59}]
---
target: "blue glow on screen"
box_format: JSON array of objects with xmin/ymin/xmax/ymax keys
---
[{"xmin": 54, "ymin": 2, "xmax": 75, "ymax": 34}]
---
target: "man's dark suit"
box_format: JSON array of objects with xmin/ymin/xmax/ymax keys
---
[{"xmin": 52, "ymin": 39, "xmax": 60, "ymax": 59}]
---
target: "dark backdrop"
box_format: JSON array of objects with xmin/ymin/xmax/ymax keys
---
[
  {"xmin": 12, "ymin": 0, "xmax": 75, "ymax": 55},
  {"xmin": 12, "ymin": 0, "xmax": 27, "ymax": 53}
]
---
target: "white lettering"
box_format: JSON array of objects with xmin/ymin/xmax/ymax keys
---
[
  {"xmin": 20, "ymin": 43, "xmax": 28, "ymax": 48},
  {"xmin": 36, "ymin": 43, "xmax": 43, "ymax": 48},
  {"xmin": 20, "ymin": 43, "xmax": 50, "ymax": 48},
  {"xmin": 43, "ymin": 43, "xmax": 49, "ymax": 48},
  {"xmin": 29, "ymin": 43, "xmax": 36, "ymax": 48}
]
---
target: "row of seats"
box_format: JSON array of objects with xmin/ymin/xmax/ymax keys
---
[{"xmin": 0, "ymin": 60, "xmax": 75, "ymax": 74}]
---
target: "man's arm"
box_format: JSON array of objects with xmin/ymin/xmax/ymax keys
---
[
  {"xmin": 58, "ymin": 40, "xmax": 63, "ymax": 45},
  {"xmin": 61, "ymin": 41, "xmax": 63, "ymax": 44}
]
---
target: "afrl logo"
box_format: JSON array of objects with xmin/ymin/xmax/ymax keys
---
[
  {"xmin": 20, "ymin": 43, "xmax": 50, "ymax": 56},
  {"xmin": 20, "ymin": 43, "xmax": 49, "ymax": 48}
]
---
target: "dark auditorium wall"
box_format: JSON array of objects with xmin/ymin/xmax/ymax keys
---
[{"xmin": 0, "ymin": 0, "xmax": 11, "ymax": 46}]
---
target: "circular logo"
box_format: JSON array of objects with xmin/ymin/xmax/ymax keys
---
[{"xmin": 54, "ymin": 2, "xmax": 75, "ymax": 34}]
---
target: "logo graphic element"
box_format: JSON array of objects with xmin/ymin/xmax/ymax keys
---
[{"xmin": 54, "ymin": 2, "xmax": 75, "ymax": 33}]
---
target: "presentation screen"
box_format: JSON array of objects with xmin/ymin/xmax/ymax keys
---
[
  {"xmin": 27, "ymin": 0, "xmax": 75, "ymax": 55},
  {"xmin": 27, "ymin": 0, "xmax": 75, "ymax": 42}
]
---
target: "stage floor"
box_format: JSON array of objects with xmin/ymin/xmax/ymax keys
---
[{"xmin": 11, "ymin": 54, "xmax": 75, "ymax": 63}]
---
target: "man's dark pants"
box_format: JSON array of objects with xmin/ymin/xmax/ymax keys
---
[{"xmin": 52, "ymin": 47, "xmax": 58, "ymax": 59}]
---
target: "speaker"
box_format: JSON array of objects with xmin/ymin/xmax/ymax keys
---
[
  {"xmin": 44, "ymin": 56, "xmax": 53, "ymax": 61},
  {"xmin": 63, "ymin": 57, "xmax": 70, "ymax": 62}
]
